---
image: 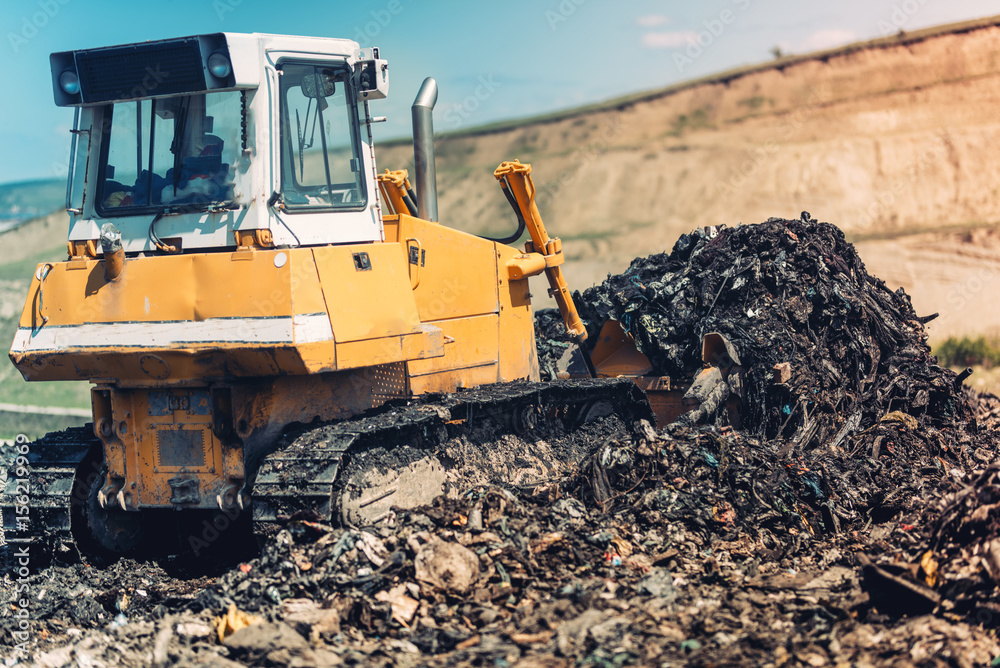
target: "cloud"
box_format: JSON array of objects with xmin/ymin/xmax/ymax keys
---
[
  {"xmin": 797, "ymin": 29, "xmax": 856, "ymax": 52},
  {"xmin": 773, "ymin": 29, "xmax": 856, "ymax": 57},
  {"xmin": 641, "ymin": 31, "xmax": 698, "ymax": 50},
  {"xmin": 637, "ymin": 14, "xmax": 670, "ymax": 28}
]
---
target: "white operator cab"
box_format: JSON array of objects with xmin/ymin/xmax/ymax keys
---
[{"xmin": 51, "ymin": 33, "xmax": 391, "ymax": 253}]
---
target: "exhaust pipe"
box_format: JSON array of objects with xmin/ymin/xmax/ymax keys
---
[
  {"xmin": 411, "ymin": 77, "xmax": 439, "ymax": 222},
  {"xmin": 100, "ymin": 222, "xmax": 126, "ymax": 281}
]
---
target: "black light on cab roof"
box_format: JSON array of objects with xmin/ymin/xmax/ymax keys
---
[
  {"xmin": 59, "ymin": 69, "xmax": 80, "ymax": 95},
  {"xmin": 207, "ymin": 51, "xmax": 231, "ymax": 79},
  {"xmin": 50, "ymin": 33, "xmax": 237, "ymax": 107}
]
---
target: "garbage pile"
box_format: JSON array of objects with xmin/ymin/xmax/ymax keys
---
[
  {"xmin": 857, "ymin": 462, "xmax": 1000, "ymax": 626},
  {"xmin": 5, "ymin": 414, "xmax": 999, "ymax": 666},
  {"xmin": 532, "ymin": 215, "xmax": 1000, "ymax": 655},
  {"xmin": 540, "ymin": 214, "xmax": 970, "ymax": 438}
]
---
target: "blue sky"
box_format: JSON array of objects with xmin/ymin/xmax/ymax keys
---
[{"xmin": 0, "ymin": 0, "xmax": 995, "ymax": 186}]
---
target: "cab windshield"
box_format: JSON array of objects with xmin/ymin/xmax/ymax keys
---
[
  {"xmin": 98, "ymin": 91, "xmax": 241, "ymax": 214},
  {"xmin": 278, "ymin": 63, "xmax": 365, "ymax": 210}
]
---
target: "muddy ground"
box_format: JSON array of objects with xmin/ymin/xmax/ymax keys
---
[{"xmin": 4, "ymin": 218, "xmax": 1000, "ymax": 667}]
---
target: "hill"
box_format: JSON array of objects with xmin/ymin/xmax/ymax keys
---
[
  {"xmin": 0, "ymin": 178, "xmax": 63, "ymax": 232},
  {"xmin": 374, "ymin": 15, "xmax": 1000, "ymax": 342}
]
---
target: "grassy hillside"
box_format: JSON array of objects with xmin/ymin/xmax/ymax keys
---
[
  {"xmin": 0, "ymin": 178, "xmax": 63, "ymax": 231},
  {"xmin": 0, "ymin": 206, "xmax": 88, "ymax": 438}
]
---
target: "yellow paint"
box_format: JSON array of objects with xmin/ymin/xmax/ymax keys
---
[
  {"xmin": 334, "ymin": 328, "xmax": 444, "ymax": 370},
  {"xmin": 313, "ymin": 244, "xmax": 422, "ymax": 342},
  {"xmin": 398, "ymin": 215, "xmax": 500, "ymax": 321},
  {"xmin": 591, "ymin": 320, "xmax": 654, "ymax": 377},
  {"xmin": 377, "ymin": 169, "xmax": 414, "ymax": 217},
  {"xmin": 496, "ymin": 245, "xmax": 539, "ymax": 383},
  {"xmin": 407, "ymin": 314, "xmax": 499, "ymax": 379}
]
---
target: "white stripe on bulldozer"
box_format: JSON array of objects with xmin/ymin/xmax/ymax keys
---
[{"xmin": 0, "ymin": 403, "xmax": 91, "ymax": 417}]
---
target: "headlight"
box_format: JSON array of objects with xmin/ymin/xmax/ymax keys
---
[
  {"xmin": 208, "ymin": 52, "xmax": 231, "ymax": 79},
  {"xmin": 59, "ymin": 70, "xmax": 80, "ymax": 95}
]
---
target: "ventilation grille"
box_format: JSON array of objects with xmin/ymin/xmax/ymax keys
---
[
  {"xmin": 372, "ymin": 363, "xmax": 407, "ymax": 407},
  {"xmin": 76, "ymin": 38, "xmax": 206, "ymax": 103}
]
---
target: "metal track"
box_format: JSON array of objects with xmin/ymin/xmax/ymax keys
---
[
  {"xmin": 252, "ymin": 378, "xmax": 653, "ymax": 526},
  {"xmin": 0, "ymin": 427, "xmax": 97, "ymax": 562}
]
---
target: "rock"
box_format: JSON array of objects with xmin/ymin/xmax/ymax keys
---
[
  {"xmin": 375, "ymin": 585, "xmax": 420, "ymax": 625},
  {"xmin": 35, "ymin": 646, "xmax": 73, "ymax": 668},
  {"xmin": 175, "ymin": 621, "xmax": 214, "ymax": 640},
  {"xmin": 589, "ymin": 616, "xmax": 630, "ymax": 646},
  {"xmin": 638, "ymin": 568, "xmax": 677, "ymax": 601},
  {"xmin": 179, "ymin": 655, "xmax": 247, "ymax": 668},
  {"xmin": 280, "ymin": 598, "xmax": 343, "ymax": 642},
  {"xmin": 772, "ymin": 362, "xmax": 792, "ymax": 384},
  {"xmin": 556, "ymin": 609, "xmax": 606, "ymax": 657},
  {"xmin": 152, "ymin": 620, "xmax": 172, "ymax": 668},
  {"xmin": 414, "ymin": 539, "xmax": 481, "ymax": 595},
  {"xmin": 223, "ymin": 622, "xmax": 311, "ymax": 664}
]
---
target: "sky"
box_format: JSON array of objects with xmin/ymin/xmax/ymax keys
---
[{"xmin": 0, "ymin": 0, "xmax": 996, "ymax": 186}]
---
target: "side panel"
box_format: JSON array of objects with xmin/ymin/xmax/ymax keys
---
[
  {"xmin": 9, "ymin": 246, "xmax": 442, "ymax": 383},
  {"xmin": 398, "ymin": 215, "xmax": 500, "ymax": 321},
  {"xmin": 15, "ymin": 252, "xmax": 296, "ymax": 327},
  {"xmin": 407, "ymin": 314, "xmax": 500, "ymax": 394},
  {"xmin": 313, "ymin": 243, "xmax": 424, "ymax": 341},
  {"xmin": 394, "ymin": 214, "xmax": 540, "ymax": 390}
]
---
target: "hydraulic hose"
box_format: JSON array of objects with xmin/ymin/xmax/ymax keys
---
[{"xmin": 479, "ymin": 175, "xmax": 526, "ymax": 245}]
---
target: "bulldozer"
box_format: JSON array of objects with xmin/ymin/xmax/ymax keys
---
[{"xmin": 2, "ymin": 33, "xmax": 728, "ymax": 561}]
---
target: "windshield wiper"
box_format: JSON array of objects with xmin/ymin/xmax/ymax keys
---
[
  {"xmin": 146, "ymin": 99, "xmax": 156, "ymax": 205},
  {"xmin": 311, "ymin": 71, "xmax": 334, "ymax": 201},
  {"xmin": 296, "ymin": 109, "xmax": 304, "ymax": 180},
  {"xmin": 295, "ymin": 98, "xmax": 316, "ymax": 181}
]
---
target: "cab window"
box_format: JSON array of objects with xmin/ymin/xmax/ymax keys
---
[
  {"xmin": 98, "ymin": 92, "xmax": 241, "ymax": 214},
  {"xmin": 278, "ymin": 62, "xmax": 365, "ymax": 210}
]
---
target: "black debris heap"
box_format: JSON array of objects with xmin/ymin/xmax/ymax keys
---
[{"xmin": 562, "ymin": 214, "xmax": 970, "ymax": 437}]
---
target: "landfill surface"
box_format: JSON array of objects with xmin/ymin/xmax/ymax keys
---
[{"xmin": 4, "ymin": 216, "xmax": 1000, "ymax": 667}]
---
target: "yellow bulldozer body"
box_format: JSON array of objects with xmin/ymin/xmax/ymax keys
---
[{"xmin": 9, "ymin": 215, "xmax": 538, "ymax": 510}]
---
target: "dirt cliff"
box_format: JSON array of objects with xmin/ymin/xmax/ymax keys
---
[{"xmin": 377, "ymin": 17, "xmax": 1000, "ymax": 341}]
